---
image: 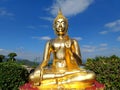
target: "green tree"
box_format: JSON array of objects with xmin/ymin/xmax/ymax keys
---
[
  {"xmin": 85, "ymin": 55, "xmax": 120, "ymax": 90},
  {"xmin": 0, "ymin": 62, "xmax": 29, "ymax": 90},
  {"xmin": 0, "ymin": 55, "xmax": 5, "ymax": 62},
  {"xmin": 8, "ymin": 52, "xmax": 17, "ymax": 62},
  {"xmin": 110, "ymin": 54, "xmax": 119, "ymax": 60}
]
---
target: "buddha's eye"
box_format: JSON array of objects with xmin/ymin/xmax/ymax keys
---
[
  {"xmin": 56, "ymin": 21, "xmax": 60, "ymax": 25},
  {"xmin": 61, "ymin": 21, "xmax": 65, "ymax": 24}
]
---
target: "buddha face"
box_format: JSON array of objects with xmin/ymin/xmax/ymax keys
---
[{"xmin": 54, "ymin": 18, "xmax": 68, "ymax": 36}]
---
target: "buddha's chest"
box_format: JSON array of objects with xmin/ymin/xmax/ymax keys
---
[
  {"xmin": 52, "ymin": 41, "xmax": 66, "ymax": 58},
  {"xmin": 51, "ymin": 40, "xmax": 72, "ymax": 60},
  {"xmin": 52, "ymin": 41, "xmax": 65, "ymax": 50},
  {"xmin": 51, "ymin": 39, "xmax": 72, "ymax": 51}
]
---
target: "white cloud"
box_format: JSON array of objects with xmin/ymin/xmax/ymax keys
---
[
  {"xmin": 100, "ymin": 43, "xmax": 108, "ymax": 47},
  {"xmin": 105, "ymin": 19, "xmax": 120, "ymax": 28},
  {"xmin": 50, "ymin": 0, "xmax": 94, "ymax": 17},
  {"xmin": 82, "ymin": 45, "xmax": 92, "ymax": 48},
  {"xmin": 112, "ymin": 48, "xmax": 120, "ymax": 53},
  {"xmin": 81, "ymin": 43, "xmax": 108, "ymax": 53},
  {"xmin": 100, "ymin": 19, "xmax": 120, "ymax": 35},
  {"xmin": 105, "ymin": 22, "xmax": 116, "ymax": 28},
  {"xmin": 32, "ymin": 36, "xmax": 51, "ymax": 40},
  {"xmin": 117, "ymin": 36, "xmax": 120, "ymax": 41},
  {"xmin": 82, "ymin": 48, "xmax": 95, "ymax": 53},
  {"xmin": 0, "ymin": 48, "xmax": 42, "ymax": 61},
  {"xmin": 105, "ymin": 19, "xmax": 120, "ymax": 32},
  {"xmin": 99, "ymin": 30, "xmax": 108, "ymax": 35},
  {"xmin": 39, "ymin": 17, "xmax": 54, "ymax": 21},
  {"xmin": 27, "ymin": 25, "xmax": 49, "ymax": 30},
  {"xmin": 0, "ymin": 49, "xmax": 4, "ymax": 51},
  {"xmin": 0, "ymin": 8, "xmax": 14, "ymax": 17},
  {"xmin": 81, "ymin": 43, "xmax": 111, "ymax": 60},
  {"xmin": 98, "ymin": 47, "xmax": 107, "ymax": 51},
  {"xmin": 82, "ymin": 45, "xmax": 96, "ymax": 53},
  {"xmin": 0, "ymin": 49, "xmax": 12, "ymax": 56},
  {"xmin": 16, "ymin": 47, "xmax": 25, "ymax": 52},
  {"xmin": 40, "ymin": 36, "xmax": 51, "ymax": 40},
  {"xmin": 73, "ymin": 37, "xmax": 82, "ymax": 41},
  {"xmin": 16, "ymin": 51, "xmax": 41, "ymax": 61}
]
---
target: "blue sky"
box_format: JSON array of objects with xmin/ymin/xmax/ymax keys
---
[{"xmin": 0, "ymin": 0, "xmax": 120, "ymax": 62}]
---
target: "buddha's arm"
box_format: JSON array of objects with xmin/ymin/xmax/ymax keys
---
[
  {"xmin": 72, "ymin": 39, "xmax": 82, "ymax": 65},
  {"xmin": 40, "ymin": 41, "xmax": 51, "ymax": 68}
]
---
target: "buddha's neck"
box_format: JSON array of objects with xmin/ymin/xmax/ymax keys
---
[
  {"xmin": 57, "ymin": 35, "xmax": 65, "ymax": 39},
  {"xmin": 58, "ymin": 36, "xmax": 63, "ymax": 39}
]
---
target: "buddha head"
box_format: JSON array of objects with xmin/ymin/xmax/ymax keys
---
[{"xmin": 53, "ymin": 9, "xmax": 68, "ymax": 36}]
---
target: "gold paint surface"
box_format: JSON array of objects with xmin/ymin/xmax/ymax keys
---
[{"xmin": 29, "ymin": 9, "xmax": 96, "ymax": 89}]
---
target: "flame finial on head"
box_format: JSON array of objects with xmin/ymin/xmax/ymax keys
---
[
  {"xmin": 58, "ymin": 8, "xmax": 62, "ymax": 15},
  {"xmin": 54, "ymin": 8, "xmax": 68, "ymax": 23}
]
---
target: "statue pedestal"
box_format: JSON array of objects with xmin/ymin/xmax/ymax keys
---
[{"xmin": 19, "ymin": 80, "xmax": 105, "ymax": 90}]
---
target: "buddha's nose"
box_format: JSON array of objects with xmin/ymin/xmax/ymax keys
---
[
  {"xmin": 60, "ymin": 23, "xmax": 63, "ymax": 27},
  {"xmin": 59, "ymin": 25, "xmax": 62, "ymax": 28}
]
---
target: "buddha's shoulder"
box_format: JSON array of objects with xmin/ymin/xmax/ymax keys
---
[
  {"xmin": 70, "ymin": 38, "xmax": 78, "ymax": 43},
  {"xmin": 66, "ymin": 36, "xmax": 78, "ymax": 42},
  {"xmin": 45, "ymin": 39, "xmax": 55, "ymax": 45}
]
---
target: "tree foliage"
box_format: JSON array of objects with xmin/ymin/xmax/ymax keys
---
[
  {"xmin": 0, "ymin": 62, "xmax": 29, "ymax": 90},
  {"xmin": 85, "ymin": 55, "xmax": 120, "ymax": 90},
  {"xmin": 0, "ymin": 55, "xmax": 5, "ymax": 62},
  {"xmin": 8, "ymin": 52, "xmax": 17, "ymax": 61}
]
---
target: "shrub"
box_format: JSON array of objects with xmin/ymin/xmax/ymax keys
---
[
  {"xmin": 85, "ymin": 55, "xmax": 120, "ymax": 90},
  {"xmin": 0, "ymin": 62, "xmax": 29, "ymax": 90}
]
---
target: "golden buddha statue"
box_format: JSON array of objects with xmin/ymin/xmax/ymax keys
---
[{"xmin": 29, "ymin": 9, "xmax": 96, "ymax": 89}]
